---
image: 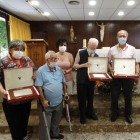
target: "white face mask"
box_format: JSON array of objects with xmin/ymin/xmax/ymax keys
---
[
  {"xmin": 59, "ymin": 46, "xmax": 66, "ymax": 52},
  {"xmin": 12, "ymin": 51, "xmax": 23, "ymax": 59}
]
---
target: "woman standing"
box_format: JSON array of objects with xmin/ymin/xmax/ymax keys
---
[
  {"xmin": 0, "ymin": 39, "xmax": 37, "ymax": 140},
  {"xmin": 56, "ymin": 38, "xmax": 74, "ymax": 121}
]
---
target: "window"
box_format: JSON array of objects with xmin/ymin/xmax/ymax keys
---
[{"xmin": 0, "ymin": 17, "xmax": 8, "ymax": 58}]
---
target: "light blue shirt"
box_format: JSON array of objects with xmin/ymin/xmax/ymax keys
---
[{"xmin": 35, "ymin": 64, "xmax": 65, "ymax": 107}]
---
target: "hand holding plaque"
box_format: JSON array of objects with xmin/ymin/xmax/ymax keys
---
[
  {"xmin": 88, "ymin": 57, "xmax": 112, "ymax": 81},
  {"xmin": 114, "ymin": 58, "xmax": 139, "ymax": 78},
  {"xmin": 3, "ymin": 67, "xmax": 40, "ymax": 103}
]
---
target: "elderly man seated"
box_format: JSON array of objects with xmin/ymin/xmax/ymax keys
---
[{"xmin": 35, "ymin": 50, "xmax": 68, "ymax": 140}]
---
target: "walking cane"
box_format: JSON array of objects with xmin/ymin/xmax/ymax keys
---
[
  {"xmin": 65, "ymin": 96, "xmax": 74, "ymax": 139},
  {"xmin": 38, "ymin": 98, "xmax": 51, "ymax": 140}
]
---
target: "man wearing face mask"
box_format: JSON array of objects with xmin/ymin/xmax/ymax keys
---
[
  {"xmin": 73, "ymin": 38, "xmax": 99, "ymax": 124},
  {"xmin": 107, "ymin": 30, "xmax": 139, "ymax": 123},
  {"xmin": 35, "ymin": 50, "xmax": 69, "ymax": 140}
]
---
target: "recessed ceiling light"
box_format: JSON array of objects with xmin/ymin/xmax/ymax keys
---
[
  {"xmin": 69, "ymin": 1, "xmax": 80, "ymax": 5},
  {"xmin": 127, "ymin": 1, "xmax": 135, "ymax": 5},
  {"xmin": 31, "ymin": 1, "xmax": 39, "ymax": 6},
  {"xmin": 89, "ymin": 1, "xmax": 96, "ymax": 5},
  {"xmin": 118, "ymin": 11, "xmax": 124, "ymax": 16},
  {"xmin": 44, "ymin": 12, "xmax": 50, "ymax": 16},
  {"xmin": 89, "ymin": 12, "xmax": 94, "ymax": 16}
]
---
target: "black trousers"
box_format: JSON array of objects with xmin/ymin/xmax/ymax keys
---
[
  {"xmin": 111, "ymin": 78, "xmax": 134, "ymax": 116},
  {"xmin": 77, "ymin": 82, "xmax": 95, "ymax": 120},
  {"xmin": 2, "ymin": 101, "xmax": 31, "ymax": 140}
]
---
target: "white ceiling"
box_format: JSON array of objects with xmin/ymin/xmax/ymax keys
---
[{"xmin": 0, "ymin": 0, "xmax": 140, "ymax": 21}]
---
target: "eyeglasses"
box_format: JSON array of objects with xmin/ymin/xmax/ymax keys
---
[{"xmin": 48, "ymin": 58, "xmax": 59, "ymax": 61}]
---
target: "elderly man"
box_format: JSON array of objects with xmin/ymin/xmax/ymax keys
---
[
  {"xmin": 107, "ymin": 30, "xmax": 139, "ymax": 123},
  {"xmin": 35, "ymin": 50, "xmax": 69, "ymax": 140},
  {"xmin": 73, "ymin": 38, "xmax": 99, "ymax": 124}
]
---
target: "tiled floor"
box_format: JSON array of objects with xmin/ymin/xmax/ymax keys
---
[{"xmin": 1, "ymin": 132, "xmax": 140, "ymax": 140}]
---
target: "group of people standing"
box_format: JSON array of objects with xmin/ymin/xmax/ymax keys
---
[{"xmin": 0, "ymin": 30, "xmax": 139, "ymax": 140}]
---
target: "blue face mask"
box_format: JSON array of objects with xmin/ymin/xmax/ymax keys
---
[
  {"xmin": 88, "ymin": 49, "xmax": 95, "ymax": 54},
  {"xmin": 118, "ymin": 38, "xmax": 127, "ymax": 45},
  {"xmin": 49, "ymin": 62, "xmax": 57, "ymax": 68}
]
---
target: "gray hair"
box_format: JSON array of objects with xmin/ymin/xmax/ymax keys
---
[
  {"xmin": 9, "ymin": 39, "xmax": 25, "ymax": 51},
  {"xmin": 88, "ymin": 38, "xmax": 99, "ymax": 45},
  {"xmin": 45, "ymin": 50, "xmax": 55, "ymax": 60},
  {"xmin": 117, "ymin": 30, "xmax": 128, "ymax": 37}
]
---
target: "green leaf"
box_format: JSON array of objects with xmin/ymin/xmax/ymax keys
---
[{"xmin": 0, "ymin": 20, "xmax": 8, "ymax": 49}]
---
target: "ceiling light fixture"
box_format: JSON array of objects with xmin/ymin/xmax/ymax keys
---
[
  {"xmin": 118, "ymin": 11, "xmax": 124, "ymax": 16},
  {"xmin": 69, "ymin": 1, "xmax": 80, "ymax": 5},
  {"xmin": 127, "ymin": 1, "xmax": 135, "ymax": 5},
  {"xmin": 25, "ymin": 0, "xmax": 51, "ymax": 22},
  {"xmin": 89, "ymin": 1, "xmax": 96, "ymax": 5},
  {"xmin": 44, "ymin": 12, "xmax": 50, "ymax": 16},
  {"xmin": 30, "ymin": 1, "xmax": 39, "ymax": 6},
  {"xmin": 89, "ymin": 12, "xmax": 94, "ymax": 16}
]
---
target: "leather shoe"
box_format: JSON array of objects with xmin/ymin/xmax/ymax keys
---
[
  {"xmin": 80, "ymin": 118, "xmax": 86, "ymax": 124},
  {"xmin": 87, "ymin": 114, "xmax": 98, "ymax": 120},
  {"xmin": 111, "ymin": 115, "xmax": 118, "ymax": 122},
  {"xmin": 51, "ymin": 134, "xmax": 64, "ymax": 139},
  {"xmin": 125, "ymin": 116, "xmax": 132, "ymax": 124}
]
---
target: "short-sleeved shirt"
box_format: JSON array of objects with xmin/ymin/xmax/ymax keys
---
[
  {"xmin": 0, "ymin": 55, "xmax": 37, "ymax": 104},
  {"xmin": 35, "ymin": 64, "xmax": 65, "ymax": 107},
  {"xmin": 107, "ymin": 43, "xmax": 138, "ymax": 69}
]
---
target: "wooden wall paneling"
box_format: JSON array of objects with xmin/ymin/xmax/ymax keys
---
[
  {"xmin": 29, "ymin": 21, "xmax": 140, "ymax": 58},
  {"xmin": 32, "ymin": 31, "xmax": 48, "ymax": 42},
  {"xmin": 135, "ymin": 21, "xmax": 140, "ymax": 48}
]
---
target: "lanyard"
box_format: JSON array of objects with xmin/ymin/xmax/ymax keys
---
[{"xmin": 7, "ymin": 54, "xmax": 24, "ymax": 68}]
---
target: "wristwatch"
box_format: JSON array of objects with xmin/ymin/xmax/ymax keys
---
[{"xmin": 64, "ymin": 71, "xmax": 67, "ymax": 74}]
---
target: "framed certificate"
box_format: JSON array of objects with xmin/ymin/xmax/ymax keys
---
[
  {"xmin": 113, "ymin": 58, "xmax": 139, "ymax": 78},
  {"xmin": 88, "ymin": 57, "xmax": 112, "ymax": 81},
  {"xmin": 3, "ymin": 67, "xmax": 40, "ymax": 103}
]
